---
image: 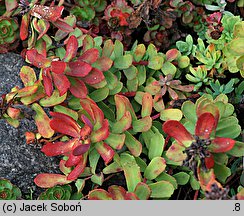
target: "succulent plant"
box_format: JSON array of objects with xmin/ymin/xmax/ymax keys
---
[
  {"xmin": 38, "ymin": 185, "xmax": 72, "ymax": 200},
  {"xmin": 0, "ymin": 17, "xmax": 18, "ymax": 53},
  {"xmin": 0, "ymin": 179, "xmax": 21, "ymax": 200}
]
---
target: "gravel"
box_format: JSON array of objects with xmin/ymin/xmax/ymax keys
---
[{"xmin": 0, "ymin": 53, "xmax": 60, "ymax": 199}]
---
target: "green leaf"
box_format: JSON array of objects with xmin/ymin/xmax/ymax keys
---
[
  {"xmin": 103, "ymin": 161, "xmax": 122, "ymax": 174},
  {"xmin": 144, "ymin": 157, "xmax": 166, "ymax": 180},
  {"xmin": 214, "ymin": 164, "xmax": 231, "ymax": 183},
  {"xmin": 134, "ymin": 182, "xmax": 151, "ymax": 200},
  {"xmin": 189, "ymin": 174, "xmax": 200, "ymax": 190},
  {"xmin": 114, "ymin": 54, "xmax": 133, "ymax": 70},
  {"xmin": 124, "ymin": 131, "xmax": 142, "ymax": 157},
  {"xmin": 137, "ymin": 65, "xmax": 146, "ymax": 85},
  {"xmin": 20, "ymin": 66, "xmax": 37, "ymax": 87},
  {"xmin": 105, "ymin": 133, "xmax": 125, "ymax": 150},
  {"xmin": 39, "ymin": 90, "xmax": 67, "ymax": 107},
  {"xmin": 148, "ymin": 181, "xmax": 175, "ymax": 198},
  {"xmin": 227, "ymin": 141, "xmax": 244, "ymax": 157},
  {"xmin": 123, "ymin": 65, "xmax": 138, "ymax": 80},
  {"xmin": 182, "ymin": 101, "xmax": 197, "ymax": 123},
  {"xmin": 88, "ymin": 189, "xmax": 112, "ymax": 200},
  {"xmin": 135, "ymin": 157, "xmax": 147, "ymax": 172},
  {"xmin": 97, "ymin": 101, "xmax": 115, "ymax": 121},
  {"xmin": 173, "ymin": 172, "xmax": 190, "ymax": 185},
  {"xmin": 113, "ymin": 40, "xmax": 124, "ymax": 58},
  {"xmin": 155, "ymin": 172, "xmax": 178, "ymax": 189},
  {"xmin": 148, "ymin": 128, "xmax": 165, "ymax": 160},
  {"xmin": 53, "ymin": 105, "xmax": 78, "ymax": 120},
  {"xmin": 161, "ymin": 61, "xmax": 177, "ymax": 76},
  {"xmin": 133, "ymin": 44, "xmax": 146, "ymax": 62},
  {"xmin": 127, "ymin": 77, "xmax": 139, "ymax": 92},
  {"xmin": 160, "ymin": 108, "xmax": 183, "ymax": 121},
  {"xmin": 148, "ymin": 55, "xmax": 164, "ymax": 70},
  {"xmin": 89, "ymin": 148, "xmax": 100, "ymax": 174},
  {"xmin": 91, "ymin": 173, "xmax": 104, "ymax": 186},
  {"xmin": 132, "ymin": 116, "xmax": 152, "ymax": 132},
  {"xmin": 120, "ymin": 153, "xmax": 142, "ymax": 192},
  {"xmin": 89, "ymin": 87, "xmax": 109, "ymax": 102}
]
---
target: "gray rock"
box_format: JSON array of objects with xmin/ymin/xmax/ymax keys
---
[{"xmin": 0, "ymin": 53, "xmax": 60, "ymax": 199}]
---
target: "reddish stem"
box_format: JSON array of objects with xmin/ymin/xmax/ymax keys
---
[
  {"xmin": 132, "ymin": 60, "xmax": 148, "ymax": 66},
  {"xmin": 194, "ymin": 190, "xmax": 199, "ymax": 200},
  {"xmin": 118, "ymin": 92, "xmax": 136, "ymax": 97},
  {"xmin": 78, "ymin": 27, "xmax": 99, "ymax": 38},
  {"xmin": 151, "ymin": 113, "xmax": 160, "ymax": 120}
]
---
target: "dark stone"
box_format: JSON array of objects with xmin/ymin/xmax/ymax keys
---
[{"xmin": 0, "ymin": 53, "xmax": 60, "ymax": 199}]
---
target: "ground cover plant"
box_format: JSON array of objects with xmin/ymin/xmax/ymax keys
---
[{"xmin": 0, "ymin": 0, "xmax": 244, "ymax": 200}]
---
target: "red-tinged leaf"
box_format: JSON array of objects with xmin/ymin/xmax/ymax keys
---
[
  {"xmin": 163, "ymin": 120, "xmax": 194, "ymax": 147},
  {"xmin": 124, "ymin": 131, "xmax": 142, "ymax": 157},
  {"xmin": 31, "ymin": 103, "xmax": 54, "ymax": 138},
  {"xmin": 102, "ymin": 39, "xmax": 114, "ymax": 57},
  {"xmin": 144, "ymin": 157, "xmax": 166, "ymax": 180},
  {"xmin": 65, "ymin": 153, "xmax": 83, "ymax": 167},
  {"xmin": 197, "ymin": 168, "xmax": 220, "ymax": 191},
  {"xmin": 20, "ymin": 66, "xmax": 37, "ymax": 87},
  {"xmin": 69, "ymin": 77, "xmax": 88, "ymax": 99},
  {"xmin": 134, "ymin": 182, "xmax": 151, "ymax": 200},
  {"xmin": 42, "ymin": 68, "xmax": 53, "ymax": 97},
  {"xmin": 59, "ymin": 159, "xmax": 72, "ymax": 175},
  {"xmin": 26, "ymin": 49, "xmax": 51, "ymax": 68},
  {"xmin": 51, "ymin": 61, "xmax": 67, "ymax": 74},
  {"xmin": 112, "ymin": 111, "xmax": 132, "ymax": 134},
  {"xmin": 82, "ymin": 68, "xmax": 105, "ymax": 85},
  {"xmin": 63, "ymin": 35, "xmax": 78, "ymax": 62},
  {"xmin": 105, "ymin": 133, "xmax": 125, "ymax": 150},
  {"xmin": 141, "ymin": 92, "xmax": 153, "ymax": 117},
  {"xmin": 73, "ymin": 143, "xmax": 91, "ymax": 156},
  {"xmin": 195, "ymin": 113, "xmax": 215, "ymax": 139},
  {"xmin": 125, "ymin": 192, "xmax": 139, "ymax": 200},
  {"xmin": 52, "ymin": 73, "xmax": 70, "ymax": 96},
  {"xmin": 67, "ymin": 153, "xmax": 88, "ymax": 181},
  {"xmin": 52, "ymin": 18, "xmax": 74, "ymax": 32},
  {"xmin": 80, "ymin": 114, "xmax": 94, "ymax": 129},
  {"xmin": 33, "ymin": 19, "xmax": 50, "ymax": 40},
  {"xmin": 92, "ymin": 56, "xmax": 113, "ymax": 72},
  {"xmin": 20, "ymin": 13, "xmax": 30, "ymax": 40},
  {"xmin": 166, "ymin": 48, "xmax": 180, "ymax": 61},
  {"xmin": 41, "ymin": 139, "xmax": 76, "ymax": 156},
  {"xmin": 237, "ymin": 188, "xmax": 244, "ymax": 200},
  {"xmin": 95, "ymin": 142, "xmax": 115, "ymax": 165},
  {"xmin": 205, "ymin": 153, "xmax": 215, "ymax": 169},
  {"xmin": 114, "ymin": 94, "xmax": 137, "ymax": 121},
  {"xmin": 50, "ymin": 112, "xmax": 80, "ymax": 137},
  {"xmin": 78, "ymin": 48, "xmax": 100, "ymax": 64},
  {"xmin": 66, "ymin": 61, "xmax": 92, "ymax": 77},
  {"xmin": 168, "ymin": 87, "xmax": 179, "ymax": 100},
  {"xmin": 108, "ymin": 185, "xmax": 127, "ymax": 200},
  {"xmin": 209, "ymin": 137, "xmax": 235, "ymax": 153},
  {"xmin": 132, "ymin": 116, "xmax": 152, "ymax": 133},
  {"xmin": 34, "ymin": 173, "xmax": 71, "ymax": 188},
  {"xmin": 166, "ymin": 142, "xmax": 186, "ymax": 162},
  {"xmin": 91, "ymin": 120, "xmax": 110, "ymax": 143},
  {"xmin": 15, "ymin": 85, "xmax": 38, "ymax": 97},
  {"xmin": 7, "ymin": 107, "xmax": 20, "ymax": 119},
  {"xmin": 35, "ymin": 38, "xmax": 47, "ymax": 57},
  {"xmin": 31, "ymin": 5, "xmax": 64, "ymax": 22},
  {"xmin": 88, "ymin": 189, "xmax": 113, "ymax": 200}
]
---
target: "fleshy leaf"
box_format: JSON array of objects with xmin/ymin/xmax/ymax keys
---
[
  {"xmin": 144, "ymin": 157, "xmax": 166, "ymax": 180},
  {"xmin": 78, "ymin": 48, "xmax": 100, "ymax": 64},
  {"xmin": 88, "ymin": 189, "xmax": 113, "ymax": 200},
  {"xmin": 20, "ymin": 13, "xmax": 30, "ymax": 41},
  {"xmin": 124, "ymin": 131, "xmax": 142, "ymax": 157},
  {"xmin": 51, "ymin": 61, "xmax": 67, "ymax": 74},
  {"xmin": 82, "ymin": 68, "xmax": 105, "ymax": 85},
  {"xmin": 112, "ymin": 111, "xmax": 132, "ymax": 134},
  {"xmin": 141, "ymin": 92, "xmax": 153, "ymax": 117},
  {"xmin": 52, "ymin": 18, "xmax": 74, "ymax": 32},
  {"xmin": 26, "ymin": 49, "xmax": 51, "ymax": 68},
  {"xmin": 134, "ymin": 182, "xmax": 151, "ymax": 200},
  {"xmin": 91, "ymin": 120, "xmax": 110, "ymax": 143},
  {"xmin": 66, "ymin": 61, "xmax": 92, "ymax": 77},
  {"xmin": 49, "ymin": 111, "xmax": 80, "ymax": 137},
  {"xmin": 195, "ymin": 113, "xmax": 215, "ymax": 139},
  {"xmin": 31, "ymin": 103, "xmax": 54, "ymax": 138},
  {"xmin": 63, "ymin": 35, "xmax": 78, "ymax": 62},
  {"xmin": 42, "ymin": 139, "xmax": 76, "ymax": 156},
  {"xmin": 42, "ymin": 68, "xmax": 53, "ymax": 97},
  {"xmin": 108, "ymin": 186, "xmax": 127, "ymax": 200},
  {"xmin": 163, "ymin": 120, "xmax": 194, "ymax": 147},
  {"xmin": 120, "ymin": 153, "xmax": 142, "ymax": 192},
  {"xmin": 52, "ymin": 73, "xmax": 70, "ymax": 96},
  {"xmin": 148, "ymin": 181, "xmax": 175, "ymax": 198},
  {"xmin": 209, "ymin": 137, "xmax": 235, "ymax": 153},
  {"xmin": 166, "ymin": 142, "xmax": 186, "ymax": 162},
  {"xmin": 73, "ymin": 143, "xmax": 90, "ymax": 156},
  {"xmin": 92, "ymin": 57, "xmax": 113, "ymax": 72},
  {"xmin": 20, "ymin": 66, "xmax": 37, "ymax": 87},
  {"xmin": 132, "ymin": 116, "xmax": 152, "ymax": 133},
  {"xmin": 160, "ymin": 109, "xmax": 183, "ymax": 121},
  {"xmin": 69, "ymin": 77, "xmax": 88, "ymax": 99},
  {"xmin": 34, "ymin": 174, "xmax": 71, "ymax": 188},
  {"xmin": 95, "ymin": 142, "xmax": 115, "ymax": 165},
  {"xmin": 39, "ymin": 89, "xmax": 67, "ymax": 107},
  {"xmin": 105, "ymin": 133, "xmax": 125, "ymax": 150}
]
